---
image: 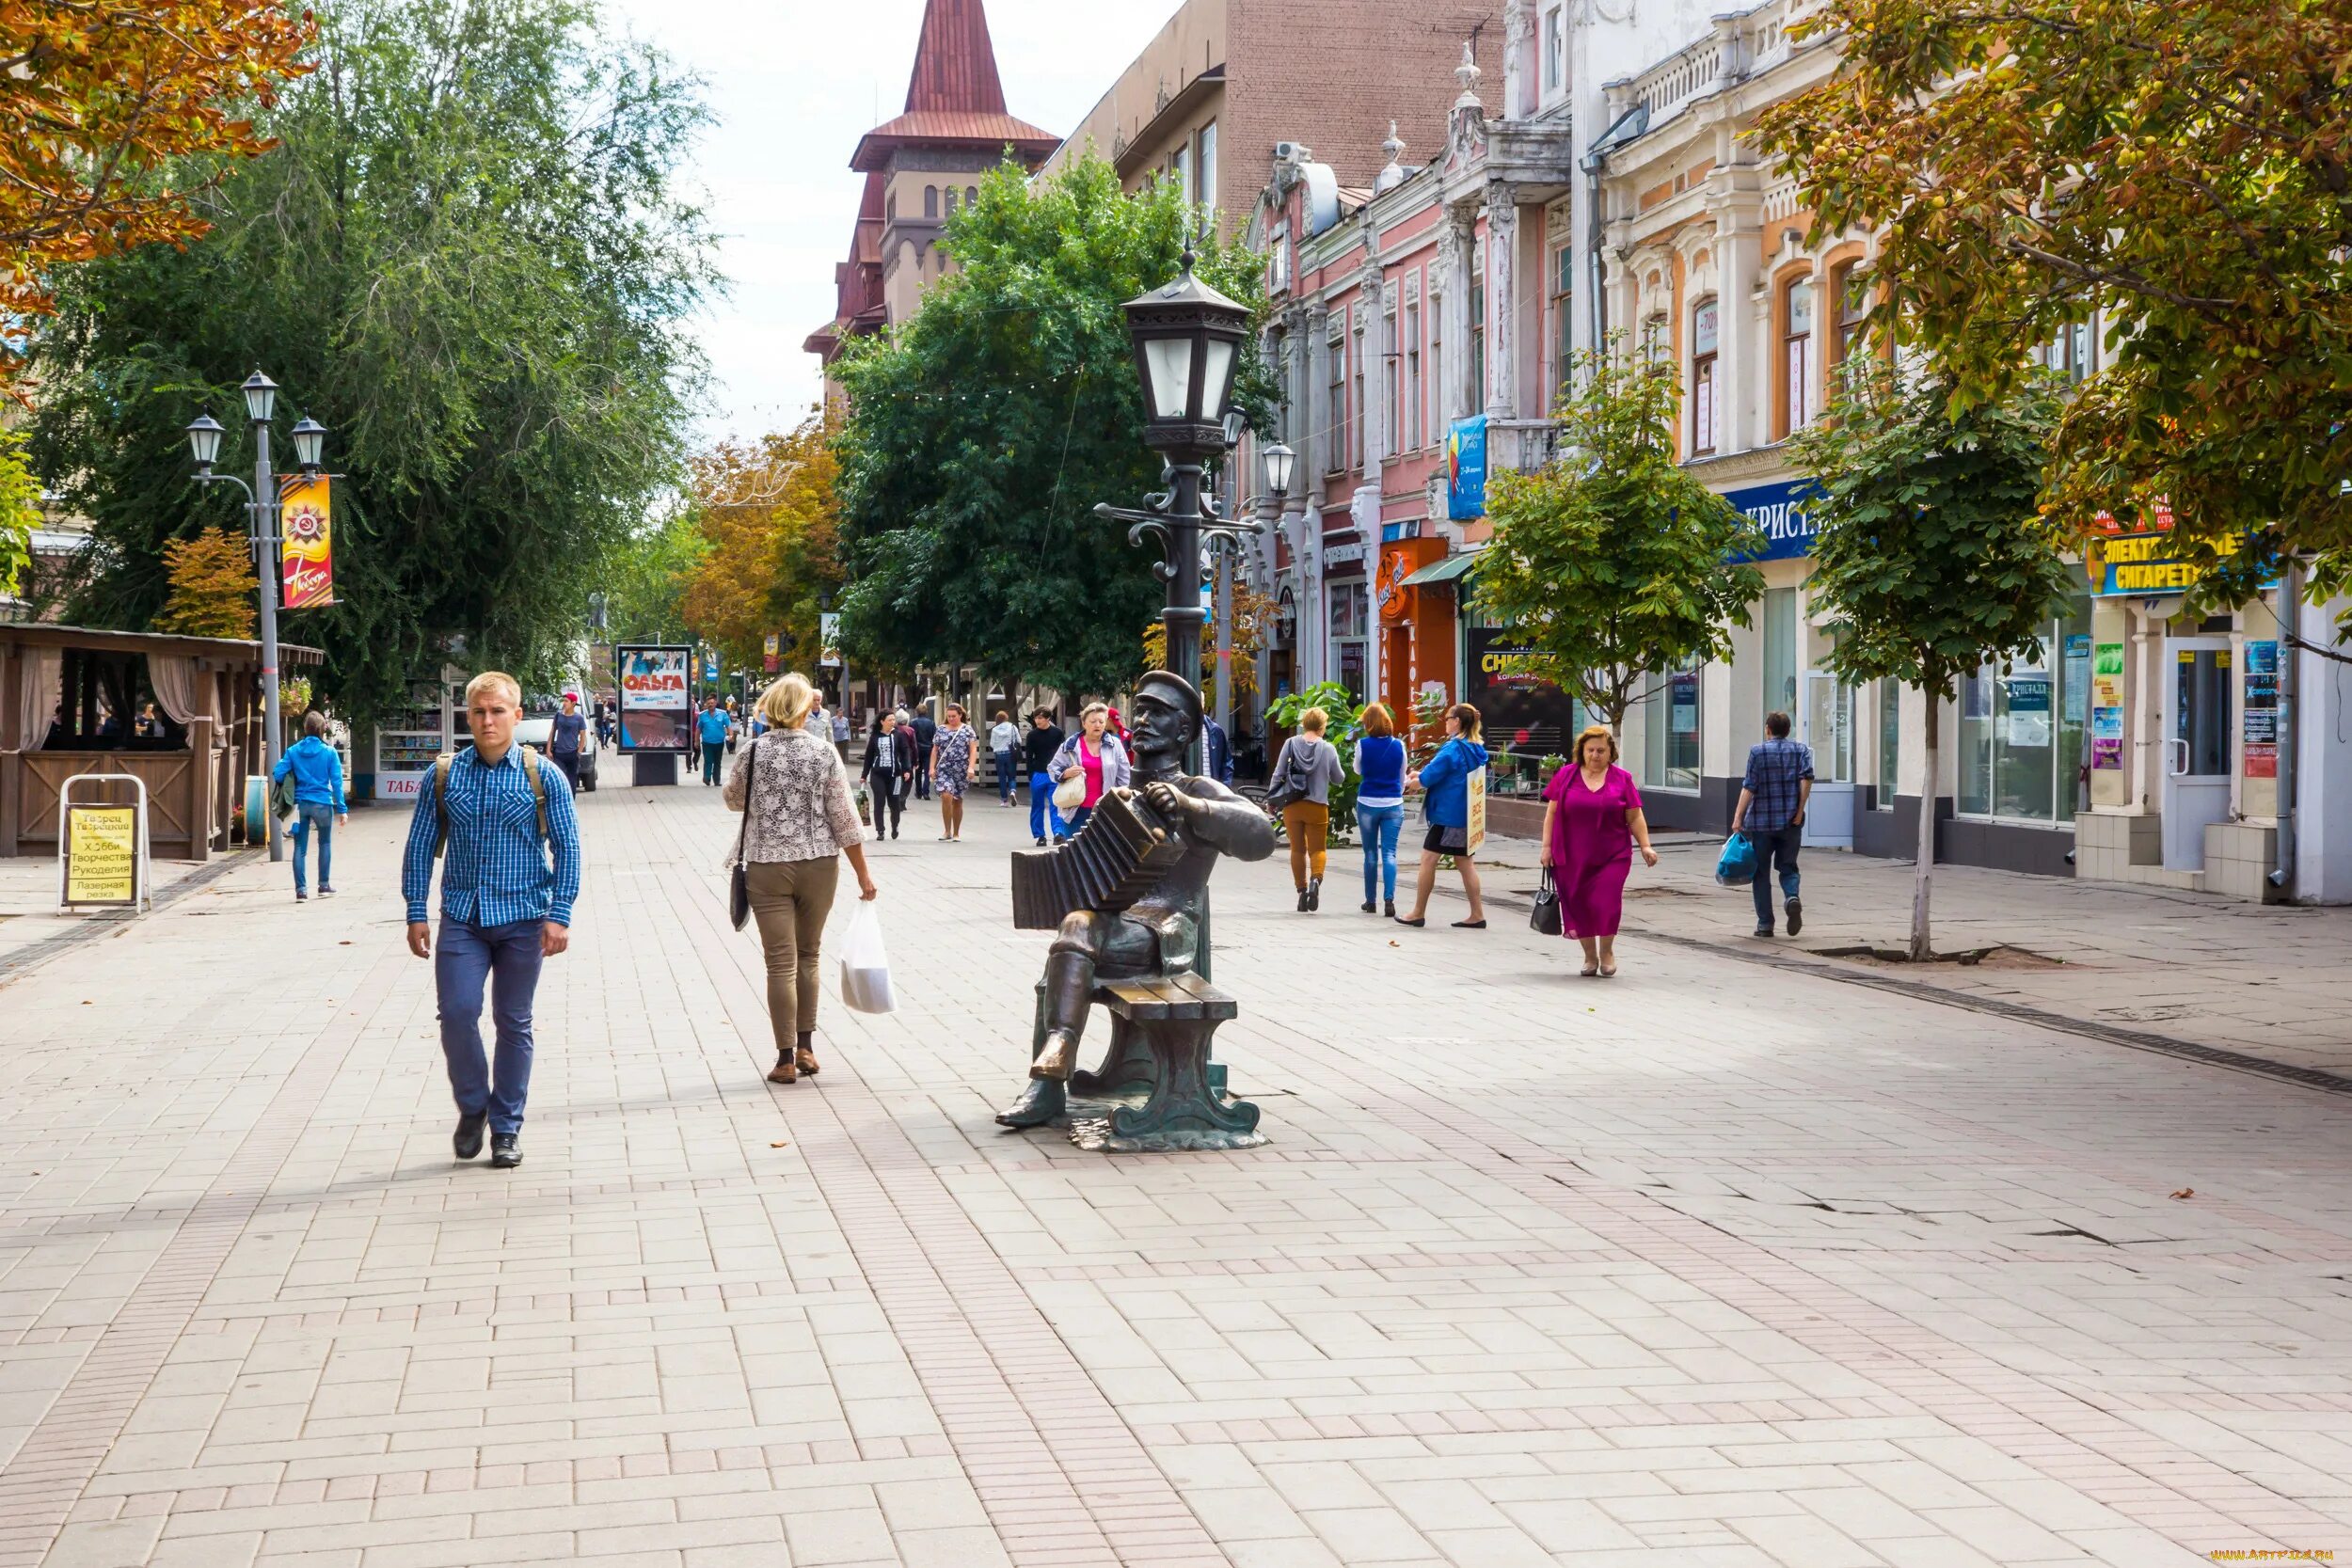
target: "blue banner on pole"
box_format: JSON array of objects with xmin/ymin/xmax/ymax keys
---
[{"xmin": 1447, "ymin": 415, "xmax": 1487, "ymax": 521}]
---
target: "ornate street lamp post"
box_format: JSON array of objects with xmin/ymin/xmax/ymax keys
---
[{"xmin": 185, "ymin": 373, "xmax": 328, "ymax": 863}]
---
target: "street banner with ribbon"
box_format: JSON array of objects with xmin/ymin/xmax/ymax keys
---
[{"xmin": 280, "ymin": 474, "xmax": 335, "ymax": 610}]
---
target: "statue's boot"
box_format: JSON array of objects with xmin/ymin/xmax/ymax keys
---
[{"xmin": 996, "ymin": 1076, "xmax": 1067, "ymax": 1130}]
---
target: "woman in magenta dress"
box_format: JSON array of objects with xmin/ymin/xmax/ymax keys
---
[{"xmin": 1540, "ymin": 724, "xmax": 1660, "ymax": 977}]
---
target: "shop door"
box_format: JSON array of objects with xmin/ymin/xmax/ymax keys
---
[
  {"xmin": 1801, "ymin": 672, "xmax": 1855, "ymax": 848},
  {"xmin": 2161, "ymin": 639, "xmax": 2233, "ymax": 871}
]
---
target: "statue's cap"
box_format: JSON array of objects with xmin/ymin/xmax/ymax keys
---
[{"xmin": 1135, "ymin": 669, "xmax": 1203, "ymax": 729}]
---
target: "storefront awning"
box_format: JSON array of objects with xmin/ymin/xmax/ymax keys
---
[{"xmin": 1398, "ymin": 553, "xmax": 1480, "ymax": 588}]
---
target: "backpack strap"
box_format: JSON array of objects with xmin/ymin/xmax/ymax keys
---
[
  {"xmin": 519, "ymin": 744, "xmax": 548, "ymax": 841},
  {"xmin": 431, "ymin": 752, "xmax": 455, "ymax": 859}
]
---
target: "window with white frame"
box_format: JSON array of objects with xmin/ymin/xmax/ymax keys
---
[
  {"xmin": 1550, "ymin": 245, "xmax": 1574, "ymax": 404},
  {"xmin": 1383, "ymin": 294, "xmax": 1400, "ymax": 460},
  {"xmin": 1543, "ymin": 7, "xmax": 1565, "ymax": 92},
  {"xmin": 1352, "ymin": 318, "xmax": 1367, "ymax": 469},
  {"xmin": 1404, "ymin": 284, "xmax": 1422, "ymax": 450},
  {"xmin": 1692, "ymin": 296, "xmax": 1719, "ymax": 455},
  {"xmin": 2040, "ymin": 318, "xmax": 2094, "ymax": 383},
  {"xmin": 1784, "ymin": 277, "xmax": 1815, "ymax": 432},
  {"xmin": 1642, "ymin": 309, "xmax": 1668, "ymax": 364},
  {"xmin": 1429, "ymin": 282, "xmax": 1444, "ymax": 434},
  {"xmin": 1469, "ymin": 239, "xmax": 1486, "ymax": 414},
  {"xmin": 1327, "ymin": 329, "xmax": 1346, "ymax": 475},
  {"xmin": 1198, "ymin": 121, "xmax": 1217, "ymax": 211}
]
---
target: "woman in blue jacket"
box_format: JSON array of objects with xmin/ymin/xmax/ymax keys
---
[
  {"xmin": 270, "ymin": 711, "xmax": 348, "ymax": 901},
  {"xmin": 1397, "ymin": 703, "xmax": 1489, "ymax": 928}
]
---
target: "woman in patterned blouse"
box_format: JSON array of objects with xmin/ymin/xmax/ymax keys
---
[
  {"xmin": 723, "ymin": 673, "xmax": 879, "ymax": 1084},
  {"xmin": 930, "ymin": 703, "xmax": 980, "ymax": 842}
]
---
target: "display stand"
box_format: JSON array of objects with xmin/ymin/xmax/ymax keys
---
[
  {"xmin": 632, "ymin": 753, "xmax": 680, "ymax": 787},
  {"xmin": 374, "ymin": 673, "xmax": 454, "ymax": 805},
  {"xmin": 56, "ymin": 773, "xmax": 152, "ymax": 913}
]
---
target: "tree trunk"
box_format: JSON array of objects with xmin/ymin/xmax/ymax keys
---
[{"xmin": 1912, "ymin": 696, "xmax": 1936, "ymax": 962}]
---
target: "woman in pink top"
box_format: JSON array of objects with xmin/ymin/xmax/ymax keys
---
[
  {"xmin": 1539, "ymin": 724, "xmax": 1660, "ymax": 978},
  {"xmin": 1047, "ymin": 702, "xmax": 1131, "ymax": 838}
]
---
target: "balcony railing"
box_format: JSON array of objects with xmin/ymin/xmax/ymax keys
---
[{"xmin": 1612, "ymin": 0, "xmax": 1836, "ymax": 129}]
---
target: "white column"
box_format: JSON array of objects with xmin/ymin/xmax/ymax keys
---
[
  {"xmin": 1361, "ymin": 274, "xmax": 1389, "ymax": 468},
  {"xmin": 1715, "ymin": 202, "xmax": 1762, "ymax": 454},
  {"xmin": 1485, "ymin": 181, "xmax": 1518, "ymax": 421},
  {"xmin": 1439, "ymin": 210, "xmax": 1474, "ymax": 420}
]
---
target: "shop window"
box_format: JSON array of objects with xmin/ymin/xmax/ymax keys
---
[
  {"xmin": 1691, "ymin": 297, "xmax": 1718, "ymax": 455},
  {"xmin": 1642, "ymin": 661, "xmax": 1703, "ymax": 790},
  {"xmin": 1550, "ymin": 245, "xmax": 1574, "ymax": 405},
  {"xmin": 1404, "ymin": 292, "xmax": 1422, "ymax": 450},
  {"xmin": 1330, "ymin": 582, "xmax": 1371, "ymax": 704},
  {"xmin": 1352, "ymin": 323, "xmax": 1367, "ymax": 469},
  {"xmin": 1762, "ymin": 587, "xmax": 1799, "ymax": 721},
  {"xmin": 1958, "ymin": 596, "xmax": 2093, "ymax": 821},
  {"xmin": 1877, "ymin": 678, "xmax": 1899, "ymax": 804},
  {"xmin": 1198, "ymin": 121, "xmax": 1217, "ymax": 210},
  {"xmin": 1832, "ymin": 261, "xmax": 1868, "ymax": 371},
  {"xmin": 1783, "ymin": 278, "xmax": 1815, "ymax": 432},
  {"xmin": 1327, "ymin": 336, "xmax": 1346, "ymax": 475},
  {"xmin": 924, "ymin": 185, "xmax": 938, "ymax": 218},
  {"xmin": 1469, "ymin": 240, "xmax": 1486, "ymax": 414}
]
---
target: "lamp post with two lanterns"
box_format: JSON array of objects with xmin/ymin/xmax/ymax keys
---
[{"xmin": 184, "ymin": 372, "xmax": 327, "ymax": 863}]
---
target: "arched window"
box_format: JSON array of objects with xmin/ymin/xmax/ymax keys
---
[
  {"xmin": 923, "ymin": 185, "xmax": 938, "ymax": 218},
  {"xmin": 1691, "ymin": 297, "xmax": 1719, "ymax": 455},
  {"xmin": 944, "ymin": 187, "xmax": 957, "ymax": 215},
  {"xmin": 965, "ymin": 185, "xmax": 978, "ymax": 208},
  {"xmin": 1831, "ymin": 261, "xmax": 1870, "ymax": 382},
  {"xmin": 1783, "ymin": 277, "xmax": 1815, "ymax": 432}
]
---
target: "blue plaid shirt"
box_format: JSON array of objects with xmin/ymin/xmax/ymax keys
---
[
  {"xmin": 1741, "ymin": 737, "xmax": 1816, "ymax": 833},
  {"xmin": 401, "ymin": 746, "xmax": 582, "ymax": 928}
]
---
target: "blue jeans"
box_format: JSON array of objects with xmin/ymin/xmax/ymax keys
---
[
  {"xmin": 996, "ymin": 750, "xmax": 1017, "ymax": 802},
  {"xmin": 436, "ymin": 918, "xmax": 546, "ymax": 1134},
  {"xmin": 290, "ymin": 801, "xmax": 333, "ymax": 894},
  {"xmin": 1028, "ymin": 771, "xmax": 1066, "ymax": 841},
  {"xmin": 1750, "ymin": 825, "xmax": 1802, "ymax": 929},
  {"xmin": 1357, "ymin": 801, "xmax": 1403, "ymax": 903},
  {"xmin": 1064, "ymin": 804, "xmax": 1092, "ymax": 838}
]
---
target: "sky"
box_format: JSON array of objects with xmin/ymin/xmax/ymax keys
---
[{"xmin": 599, "ymin": 0, "xmax": 1181, "ymax": 445}]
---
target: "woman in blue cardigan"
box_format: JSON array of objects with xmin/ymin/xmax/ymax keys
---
[{"xmin": 1398, "ymin": 703, "xmax": 1490, "ymax": 928}]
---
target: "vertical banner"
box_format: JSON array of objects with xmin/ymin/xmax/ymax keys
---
[
  {"xmin": 1447, "ymin": 415, "xmax": 1487, "ymax": 521},
  {"xmin": 819, "ymin": 614, "xmax": 842, "ymax": 669},
  {"xmin": 279, "ymin": 475, "xmax": 335, "ymax": 610},
  {"xmin": 2244, "ymin": 640, "xmax": 2280, "ymax": 778},
  {"xmin": 762, "ymin": 633, "xmax": 781, "ymax": 673}
]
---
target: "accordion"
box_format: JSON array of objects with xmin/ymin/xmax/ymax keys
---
[{"xmin": 1009, "ymin": 788, "xmax": 1188, "ymax": 929}]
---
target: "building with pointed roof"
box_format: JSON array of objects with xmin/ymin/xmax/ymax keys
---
[{"xmin": 803, "ymin": 0, "xmax": 1057, "ymax": 404}]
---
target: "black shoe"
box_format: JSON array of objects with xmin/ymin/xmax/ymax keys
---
[
  {"xmin": 490, "ymin": 1133, "xmax": 521, "ymax": 1168},
  {"xmin": 1754, "ymin": 927, "xmax": 1773, "ymax": 938},
  {"xmin": 1361, "ymin": 900, "xmax": 1376, "ymax": 913},
  {"xmin": 1296, "ymin": 887, "xmax": 1311, "ymax": 912},
  {"xmin": 1035, "ymin": 836, "xmax": 1048, "ymax": 847},
  {"xmin": 1384, "ymin": 899, "xmax": 1396, "ymax": 918},
  {"xmin": 1307, "ymin": 876, "xmax": 1322, "ymax": 911},
  {"xmin": 294, "ymin": 889, "xmax": 308, "ymax": 901},
  {"xmin": 1785, "ymin": 898, "xmax": 1804, "ymax": 936},
  {"xmin": 453, "ymin": 1111, "xmax": 486, "ymax": 1161}
]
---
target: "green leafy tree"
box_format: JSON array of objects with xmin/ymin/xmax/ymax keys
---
[
  {"xmin": 602, "ymin": 509, "xmax": 707, "ymax": 644},
  {"xmin": 832, "ymin": 154, "xmax": 1272, "ymax": 698},
  {"xmin": 1790, "ymin": 361, "xmax": 2075, "ymax": 960},
  {"xmin": 0, "ymin": 430, "xmax": 37, "ymax": 596},
  {"xmin": 27, "ymin": 0, "xmax": 712, "ymax": 724},
  {"xmin": 1474, "ymin": 339, "xmax": 1766, "ymax": 734},
  {"xmin": 1755, "ymin": 0, "xmax": 2352, "ymax": 637}
]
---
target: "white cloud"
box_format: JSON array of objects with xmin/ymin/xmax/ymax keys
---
[{"xmin": 600, "ymin": 0, "xmax": 1181, "ymax": 444}]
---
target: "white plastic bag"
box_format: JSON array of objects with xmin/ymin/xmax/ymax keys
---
[{"xmin": 839, "ymin": 901, "xmax": 896, "ymax": 1014}]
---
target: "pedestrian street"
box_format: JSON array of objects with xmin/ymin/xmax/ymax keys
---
[{"xmin": 2, "ymin": 782, "xmax": 2349, "ymax": 1568}]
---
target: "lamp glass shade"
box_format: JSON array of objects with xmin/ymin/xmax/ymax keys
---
[
  {"xmin": 1262, "ymin": 441, "xmax": 1295, "ymax": 498},
  {"xmin": 241, "ymin": 371, "xmax": 278, "ymax": 423},
  {"xmin": 1200, "ymin": 340, "xmax": 1236, "ymax": 427},
  {"xmin": 290, "ymin": 416, "xmax": 326, "ymax": 471},
  {"xmin": 1143, "ymin": 338, "xmax": 1194, "ymax": 420},
  {"xmin": 184, "ymin": 414, "xmax": 227, "ymax": 468},
  {"xmin": 1221, "ymin": 408, "xmax": 1246, "ymax": 449}
]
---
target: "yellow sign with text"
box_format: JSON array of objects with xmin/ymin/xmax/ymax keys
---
[
  {"xmin": 1466, "ymin": 768, "xmax": 1487, "ymax": 857},
  {"xmin": 63, "ymin": 805, "xmax": 139, "ymax": 907}
]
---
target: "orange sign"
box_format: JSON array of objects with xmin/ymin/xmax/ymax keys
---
[{"xmin": 280, "ymin": 475, "xmax": 335, "ymax": 610}]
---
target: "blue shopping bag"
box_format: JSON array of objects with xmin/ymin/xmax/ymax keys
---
[{"xmin": 1713, "ymin": 832, "xmax": 1756, "ymax": 887}]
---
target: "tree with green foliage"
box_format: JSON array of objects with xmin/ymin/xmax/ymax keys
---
[
  {"xmin": 832, "ymin": 154, "xmax": 1271, "ymax": 700},
  {"xmin": 601, "ymin": 510, "xmax": 707, "ymax": 646},
  {"xmin": 1267, "ymin": 682, "xmax": 1365, "ymax": 841},
  {"xmin": 1474, "ymin": 339, "xmax": 1766, "ymax": 735},
  {"xmin": 1789, "ymin": 361, "xmax": 2075, "ymax": 960},
  {"xmin": 1755, "ymin": 0, "xmax": 2352, "ymax": 637},
  {"xmin": 27, "ymin": 0, "xmax": 712, "ymax": 724},
  {"xmin": 0, "ymin": 431, "xmax": 37, "ymax": 598}
]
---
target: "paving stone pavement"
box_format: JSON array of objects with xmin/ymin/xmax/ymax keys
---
[{"xmin": 0, "ymin": 782, "xmax": 2347, "ymax": 1568}]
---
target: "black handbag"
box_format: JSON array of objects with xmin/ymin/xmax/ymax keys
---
[
  {"xmin": 1263, "ymin": 741, "xmax": 1305, "ymax": 814},
  {"xmin": 728, "ymin": 736, "xmax": 758, "ymax": 930},
  {"xmin": 1530, "ymin": 867, "xmax": 1564, "ymax": 937}
]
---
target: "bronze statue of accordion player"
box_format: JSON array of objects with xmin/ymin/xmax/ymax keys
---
[{"xmin": 997, "ymin": 670, "xmax": 1275, "ymax": 1131}]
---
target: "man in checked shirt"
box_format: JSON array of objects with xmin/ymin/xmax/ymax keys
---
[
  {"xmin": 1730, "ymin": 709, "xmax": 1815, "ymax": 940},
  {"xmin": 402, "ymin": 671, "xmax": 583, "ymax": 1169}
]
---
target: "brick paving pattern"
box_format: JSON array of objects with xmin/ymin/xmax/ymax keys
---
[{"xmin": 0, "ymin": 784, "xmax": 2346, "ymax": 1566}]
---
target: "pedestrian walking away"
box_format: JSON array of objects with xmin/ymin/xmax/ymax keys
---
[
  {"xmin": 696, "ymin": 699, "xmax": 732, "ymax": 786},
  {"xmin": 1352, "ymin": 703, "xmax": 1406, "ymax": 917},
  {"xmin": 1734, "ymin": 710, "xmax": 1815, "ymax": 937},
  {"xmin": 272, "ymin": 710, "xmax": 348, "ymax": 900},
  {"xmin": 1270, "ymin": 706, "xmax": 1343, "ymax": 912},
  {"xmin": 861, "ymin": 711, "xmax": 916, "ymax": 838},
  {"xmin": 1540, "ymin": 724, "xmax": 1659, "ymax": 977},
  {"xmin": 725, "ymin": 673, "xmax": 879, "ymax": 1085},
  {"xmin": 831, "ymin": 705, "xmax": 852, "ymax": 764},
  {"xmin": 1024, "ymin": 708, "xmax": 1068, "ymax": 845},
  {"xmin": 548, "ymin": 694, "xmax": 589, "ymax": 792},
  {"xmin": 401, "ymin": 671, "xmax": 582, "ymax": 1171},
  {"xmin": 1048, "ymin": 702, "xmax": 1130, "ymax": 838},
  {"xmin": 989, "ymin": 709, "xmax": 1020, "ymax": 804},
  {"xmin": 909, "ymin": 705, "xmax": 937, "ymax": 800},
  {"xmin": 1203, "ymin": 710, "xmax": 1233, "ymax": 785},
  {"xmin": 931, "ymin": 703, "xmax": 979, "ymax": 840},
  {"xmin": 1399, "ymin": 703, "xmax": 1490, "ymax": 928}
]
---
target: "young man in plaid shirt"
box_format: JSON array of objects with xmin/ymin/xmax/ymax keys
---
[
  {"xmin": 402, "ymin": 671, "xmax": 583, "ymax": 1169},
  {"xmin": 1731, "ymin": 710, "xmax": 1814, "ymax": 939}
]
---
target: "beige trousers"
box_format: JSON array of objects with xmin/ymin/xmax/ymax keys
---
[{"xmin": 745, "ymin": 856, "xmax": 841, "ymax": 1048}]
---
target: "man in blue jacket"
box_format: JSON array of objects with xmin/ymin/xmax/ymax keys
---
[{"xmin": 271, "ymin": 711, "xmax": 348, "ymax": 901}]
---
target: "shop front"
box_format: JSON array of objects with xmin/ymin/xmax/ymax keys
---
[{"xmin": 1374, "ymin": 536, "xmax": 1459, "ymax": 723}]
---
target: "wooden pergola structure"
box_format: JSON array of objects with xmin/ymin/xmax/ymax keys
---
[{"xmin": 0, "ymin": 625, "xmax": 326, "ymax": 862}]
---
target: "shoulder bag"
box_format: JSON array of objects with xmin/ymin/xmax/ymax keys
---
[
  {"xmin": 728, "ymin": 736, "xmax": 759, "ymax": 930},
  {"xmin": 1530, "ymin": 867, "xmax": 1563, "ymax": 937},
  {"xmin": 1263, "ymin": 739, "xmax": 1306, "ymax": 814}
]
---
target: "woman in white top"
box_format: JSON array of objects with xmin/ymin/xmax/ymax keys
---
[{"xmin": 988, "ymin": 709, "xmax": 1021, "ymax": 806}]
